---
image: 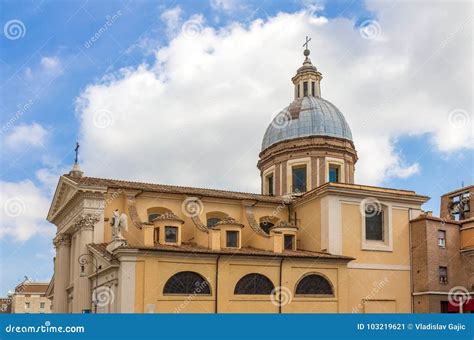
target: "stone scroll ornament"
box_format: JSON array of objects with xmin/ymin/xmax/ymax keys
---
[{"xmin": 110, "ymin": 209, "xmax": 128, "ymax": 241}]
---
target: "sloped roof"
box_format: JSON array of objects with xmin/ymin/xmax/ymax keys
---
[{"xmin": 65, "ymin": 175, "xmax": 284, "ymax": 204}]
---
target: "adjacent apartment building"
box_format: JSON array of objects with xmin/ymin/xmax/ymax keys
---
[
  {"xmin": 410, "ymin": 185, "xmax": 473, "ymax": 313},
  {"xmin": 1, "ymin": 280, "xmax": 52, "ymax": 314}
]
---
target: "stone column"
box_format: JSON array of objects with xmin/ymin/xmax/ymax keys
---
[
  {"xmin": 53, "ymin": 234, "xmax": 71, "ymax": 313},
  {"xmin": 72, "ymin": 214, "xmax": 99, "ymax": 313}
]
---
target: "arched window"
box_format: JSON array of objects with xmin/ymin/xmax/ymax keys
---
[
  {"xmin": 259, "ymin": 221, "xmax": 274, "ymax": 234},
  {"xmin": 234, "ymin": 273, "xmax": 275, "ymax": 295},
  {"xmin": 295, "ymin": 274, "xmax": 333, "ymax": 295},
  {"xmin": 147, "ymin": 207, "xmax": 172, "ymax": 223},
  {"xmin": 259, "ymin": 216, "xmax": 279, "ymax": 234},
  {"xmin": 206, "ymin": 211, "xmax": 228, "ymax": 227},
  {"xmin": 207, "ymin": 218, "xmax": 222, "ymax": 227},
  {"xmin": 163, "ymin": 271, "xmax": 211, "ymax": 295}
]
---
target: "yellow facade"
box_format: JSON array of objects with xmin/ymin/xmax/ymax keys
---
[{"xmin": 47, "ymin": 45, "xmax": 429, "ymax": 314}]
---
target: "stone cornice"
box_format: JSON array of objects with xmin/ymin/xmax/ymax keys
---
[
  {"xmin": 293, "ymin": 182, "xmax": 429, "ymax": 208},
  {"xmin": 52, "ymin": 191, "xmax": 105, "ymax": 229}
]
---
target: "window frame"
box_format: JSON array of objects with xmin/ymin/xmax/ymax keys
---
[
  {"xmin": 292, "ymin": 165, "xmax": 307, "ymax": 193},
  {"xmin": 328, "ymin": 165, "xmax": 339, "ymax": 183},
  {"xmin": 294, "ymin": 273, "xmax": 334, "ymax": 296},
  {"xmin": 164, "ymin": 226, "xmax": 178, "ymax": 243},
  {"xmin": 154, "ymin": 227, "xmax": 160, "ymax": 245},
  {"xmin": 325, "ymin": 157, "xmax": 345, "ymax": 184},
  {"xmin": 234, "ymin": 273, "xmax": 275, "ymax": 295},
  {"xmin": 286, "ymin": 158, "xmax": 311, "ymax": 194},
  {"xmin": 284, "ymin": 234, "xmax": 295, "ymax": 251},
  {"xmin": 365, "ymin": 209, "xmax": 384, "ymax": 241},
  {"xmin": 439, "ymin": 266, "xmax": 448, "ymax": 284},
  {"xmin": 226, "ymin": 230, "xmax": 239, "ymax": 248},
  {"xmin": 361, "ymin": 202, "xmax": 393, "ymax": 252},
  {"xmin": 438, "ymin": 230, "xmax": 446, "ymax": 248},
  {"xmin": 163, "ymin": 271, "xmax": 211, "ymax": 296}
]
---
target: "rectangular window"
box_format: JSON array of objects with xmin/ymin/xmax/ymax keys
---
[
  {"xmin": 25, "ymin": 302, "xmax": 30, "ymax": 309},
  {"xmin": 329, "ymin": 166, "xmax": 339, "ymax": 183},
  {"xmin": 297, "ymin": 84, "xmax": 300, "ymax": 97},
  {"xmin": 40, "ymin": 302, "xmax": 45, "ymax": 309},
  {"xmin": 292, "ymin": 166, "xmax": 307, "ymax": 193},
  {"xmin": 311, "ymin": 81, "xmax": 315, "ymax": 96},
  {"xmin": 226, "ymin": 231, "xmax": 239, "ymax": 248},
  {"xmin": 439, "ymin": 266, "xmax": 448, "ymax": 284},
  {"xmin": 154, "ymin": 228, "xmax": 160, "ymax": 245},
  {"xmin": 365, "ymin": 209, "xmax": 384, "ymax": 241},
  {"xmin": 267, "ymin": 174, "xmax": 274, "ymax": 196},
  {"xmin": 438, "ymin": 230, "xmax": 446, "ymax": 248},
  {"xmin": 284, "ymin": 235, "xmax": 295, "ymax": 250},
  {"xmin": 303, "ymin": 81, "xmax": 308, "ymax": 96},
  {"xmin": 165, "ymin": 226, "xmax": 178, "ymax": 243}
]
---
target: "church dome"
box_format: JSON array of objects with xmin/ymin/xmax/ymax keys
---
[{"xmin": 261, "ymin": 96, "xmax": 353, "ymax": 151}]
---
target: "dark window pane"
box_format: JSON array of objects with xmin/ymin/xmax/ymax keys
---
[
  {"xmin": 226, "ymin": 231, "xmax": 239, "ymax": 248},
  {"xmin": 234, "ymin": 273, "xmax": 274, "ymax": 295},
  {"xmin": 303, "ymin": 81, "xmax": 308, "ymax": 96},
  {"xmin": 259, "ymin": 221, "xmax": 274, "ymax": 234},
  {"xmin": 365, "ymin": 210, "xmax": 383, "ymax": 241},
  {"xmin": 148, "ymin": 213, "xmax": 160, "ymax": 222},
  {"xmin": 329, "ymin": 167, "xmax": 339, "ymax": 183},
  {"xmin": 154, "ymin": 228, "xmax": 160, "ymax": 245},
  {"xmin": 163, "ymin": 271, "xmax": 211, "ymax": 295},
  {"xmin": 439, "ymin": 267, "xmax": 448, "ymax": 283},
  {"xmin": 207, "ymin": 218, "xmax": 221, "ymax": 228},
  {"xmin": 267, "ymin": 174, "xmax": 274, "ymax": 196},
  {"xmin": 311, "ymin": 82, "xmax": 315, "ymax": 96},
  {"xmin": 295, "ymin": 274, "xmax": 333, "ymax": 295},
  {"xmin": 165, "ymin": 226, "xmax": 177, "ymax": 243},
  {"xmin": 292, "ymin": 166, "xmax": 307, "ymax": 193},
  {"xmin": 284, "ymin": 235, "xmax": 294, "ymax": 250}
]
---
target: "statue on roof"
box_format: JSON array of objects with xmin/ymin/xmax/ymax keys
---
[{"xmin": 110, "ymin": 209, "xmax": 128, "ymax": 241}]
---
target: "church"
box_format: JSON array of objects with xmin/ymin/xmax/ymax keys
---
[{"xmin": 47, "ymin": 42, "xmax": 429, "ymax": 313}]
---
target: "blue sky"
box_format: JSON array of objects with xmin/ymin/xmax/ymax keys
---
[{"xmin": 0, "ymin": 0, "xmax": 472, "ymax": 295}]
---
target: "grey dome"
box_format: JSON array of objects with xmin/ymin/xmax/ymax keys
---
[{"xmin": 261, "ymin": 96, "xmax": 353, "ymax": 151}]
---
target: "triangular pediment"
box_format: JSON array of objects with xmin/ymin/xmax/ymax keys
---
[{"xmin": 47, "ymin": 176, "xmax": 80, "ymax": 222}]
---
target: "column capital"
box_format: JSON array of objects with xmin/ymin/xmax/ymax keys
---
[
  {"xmin": 73, "ymin": 213, "xmax": 101, "ymax": 233},
  {"xmin": 53, "ymin": 233, "xmax": 71, "ymax": 248}
]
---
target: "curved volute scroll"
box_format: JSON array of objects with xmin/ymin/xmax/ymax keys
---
[
  {"xmin": 125, "ymin": 194, "xmax": 143, "ymax": 229},
  {"xmin": 243, "ymin": 204, "xmax": 270, "ymax": 238}
]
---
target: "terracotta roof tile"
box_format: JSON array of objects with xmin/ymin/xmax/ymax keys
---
[
  {"xmin": 89, "ymin": 242, "xmax": 353, "ymax": 261},
  {"xmin": 65, "ymin": 175, "xmax": 285, "ymax": 203}
]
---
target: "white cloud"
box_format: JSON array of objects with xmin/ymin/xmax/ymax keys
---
[
  {"xmin": 40, "ymin": 56, "xmax": 60, "ymax": 72},
  {"xmin": 4, "ymin": 123, "xmax": 48, "ymax": 149},
  {"xmin": 210, "ymin": 0, "xmax": 241, "ymax": 12},
  {"xmin": 0, "ymin": 180, "xmax": 53, "ymax": 241},
  {"xmin": 161, "ymin": 6, "xmax": 183, "ymax": 36},
  {"xmin": 76, "ymin": 2, "xmax": 472, "ymax": 193}
]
